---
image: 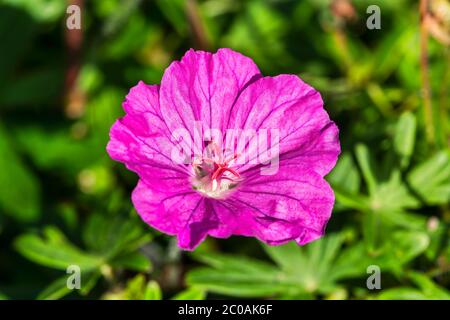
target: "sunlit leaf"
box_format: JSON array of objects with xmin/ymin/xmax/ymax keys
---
[
  {"xmin": 172, "ymin": 287, "xmax": 206, "ymax": 300},
  {"xmin": 144, "ymin": 281, "xmax": 162, "ymax": 300}
]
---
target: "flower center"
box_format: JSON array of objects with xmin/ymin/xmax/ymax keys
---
[{"xmin": 191, "ymin": 142, "xmax": 241, "ymax": 199}]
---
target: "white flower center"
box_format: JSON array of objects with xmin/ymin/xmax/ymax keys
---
[{"xmin": 191, "ymin": 142, "xmax": 241, "ymax": 199}]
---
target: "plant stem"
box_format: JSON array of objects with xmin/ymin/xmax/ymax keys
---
[
  {"xmin": 419, "ymin": 0, "xmax": 435, "ymax": 146},
  {"xmin": 186, "ymin": 0, "xmax": 210, "ymax": 50}
]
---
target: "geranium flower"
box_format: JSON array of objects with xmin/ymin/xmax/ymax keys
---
[{"xmin": 107, "ymin": 48, "xmax": 340, "ymax": 250}]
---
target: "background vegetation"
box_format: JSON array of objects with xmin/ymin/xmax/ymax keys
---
[{"xmin": 0, "ymin": 0, "xmax": 449, "ymax": 300}]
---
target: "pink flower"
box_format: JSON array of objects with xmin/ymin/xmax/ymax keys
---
[{"xmin": 107, "ymin": 48, "xmax": 340, "ymax": 250}]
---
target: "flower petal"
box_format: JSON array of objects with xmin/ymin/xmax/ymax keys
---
[
  {"xmin": 227, "ymin": 74, "xmax": 340, "ymax": 177},
  {"xmin": 107, "ymin": 82, "xmax": 190, "ymax": 182},
  {"xmin": 132, "ymin": 179, "xmax": 220, "ymax": 250},
  {"xmin": 159, "ymin": 48, "xmax": 261, "ymax": 138},
  {"xmin": 223, "ymin": 164, "xmax": 335, "ymax": 245}
]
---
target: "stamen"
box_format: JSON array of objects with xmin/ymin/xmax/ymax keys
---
[
  {"xmin": 212, "ymin": 179, "xmax": 218, "ymax": 191},
  {"xmin": 191, "ymin": 143, "xmax": 241, "ymax": 199}
]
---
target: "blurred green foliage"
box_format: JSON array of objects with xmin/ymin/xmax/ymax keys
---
[{"xmin": 0, "ymin": 0, "xmax": 449, "ymax": 300}]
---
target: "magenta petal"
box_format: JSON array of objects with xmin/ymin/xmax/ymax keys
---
[
  {"xmin": 132, "ymin": 179, "xmax": 218, "ymax": 250},
  {"xmin": 107, "ymin": 82, "xmax": 189, "ymax": 183},
  {"xmin": 225, "ymin": 164, "xmax": 335, "ymax": 245},
  {"xmin": 228, "ymin": 74, "xmax": 340, "ymax": 177},
  {"xmin": 159, "ymin": 48, "xmax": 261, "ymax": 135}
]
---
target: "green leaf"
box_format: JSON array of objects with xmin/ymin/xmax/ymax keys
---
[
  {"xmin": 371, "ymin": 170, "xmax": 420, "ymax": 211},
  {"xmin": 407, "ymin": 151, "xmax": 450, "ymax": 205},
  {"xmin": 333, "ymin": 187, "xmax": 370, "ymax": 211},
  {"xmin": 79, "ymin": 271, "xmax": 102, "ymax": 296},
  {"xmin": 124, "ymin": 274, "xmax": 146, "ymax": 300},
  {"xmin": 103, "ymin": 14, "xmax": 148, "ymax": 60},
  {"xmin": 83, "ymin": 214, "xmax": 151, "ymax": 258},
  {"xmin": 188, "ymin": 234, "xmax": 368, "ymax": 298},
  {"xmin": 408, "ymin": 272, "xmax": 450, "ymax": 299},
  {"xmin": 187, "ymin": 267, "xmax": 295, "ymax": 298},
  {"xmin": 37, "ymin": 277, "xmax": 72, "ymax": 300},
  {"xmin": 378, "ymin": 209, "xmax": 427, "ymax": 231},
  {"xmin": 355, "ymin": 144, "xmax": 378, "ymax": 195},
  {"xmin": 394, "ymin": 112, "xmax": 416, "ymax": 168},
  {"xmin": 187, "ymin": 252, "xmax": 293, "ymax": 298},
  {"xmin": 86, "ymin": 88, "xmax": 125, "ymax": 140},
  {"xmin": 0, "ymin": 122, "xmax": 41, "ymax": 221},
  {"xmin": 390, "ymin": 231, "xmax": 429, "ymax": 265},
  {"xmin": 192, "ymin": 252, "xmax": 280, "ymax": 276},
  {"xmin": 332, "ymin": 244, "xmax": 369, "ymax": 281},
  {"xmin": 263, "ymin": 242, "xmax": 308, "ymax": 274},
  {"xmin": 327, "ymin": 152, "xmax": 361, "ymax": 196},
  {"xmin": 373, "ymin": 231, "xmax": 430, "ymax": 275},
  {"xmin": 144, "ymin": 281, "xmax": 162, "ymax": 300},
  {"xmin": 124, "ymin": 275, "xmax": 161, "ymax": 300},
  {"xmin": 222, "ymin": 0, "xmax": 290, "ymax": 71},
  {"xmin": 172, "ymin": 287, "xmax": 206, "ymax": 300},
  {"xmin": 377, "ymin": 288, "xmax": 428, "ymax": 300},
  {"xmin": 377, "ymin": 272, "xmax": 450, "ymax": 300},
  {"xmin": 15, "ymin": 226, "xmax": 103, "ymax": 271},
  {"xmin": 369, "ymin": 20, "xmax": 416, "ymax": 81},
  {"xmin": 15, "ymin": 126, "xmax": 105, "ymax": 174},
  {"xmin": 2, "ymin": 0, "xmax": 66, "ymax": 22},
  {"xmin": 110, "ymin": 251, "xmax": 152, "ymax": 272},
  {"xmin": 303, "ymin": 233, "xmax": 345, "ymax": 283}
]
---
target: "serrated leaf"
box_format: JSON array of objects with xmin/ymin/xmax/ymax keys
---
[
  {"xmin": 372, "ymin": 170, "xmax": 420, "ymax": 211},
  {"xmin": 189, "ymin": 234, "xmax": 367, "ymax": 298},
  {"xmin": 83, "ymin": 214, "xmax": 151, "ymax": 258},
  {"xmin": 15, "ymin": 226, "xmax": 103, "ymax": 271},
  {"xmin": 263, "ymin": 242, "xmax": 308, "ymax": 274}
]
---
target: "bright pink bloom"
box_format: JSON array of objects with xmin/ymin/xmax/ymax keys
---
[{"xmin": 107, "ymin": 48, "xmax": 340, "ymax": 250}]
